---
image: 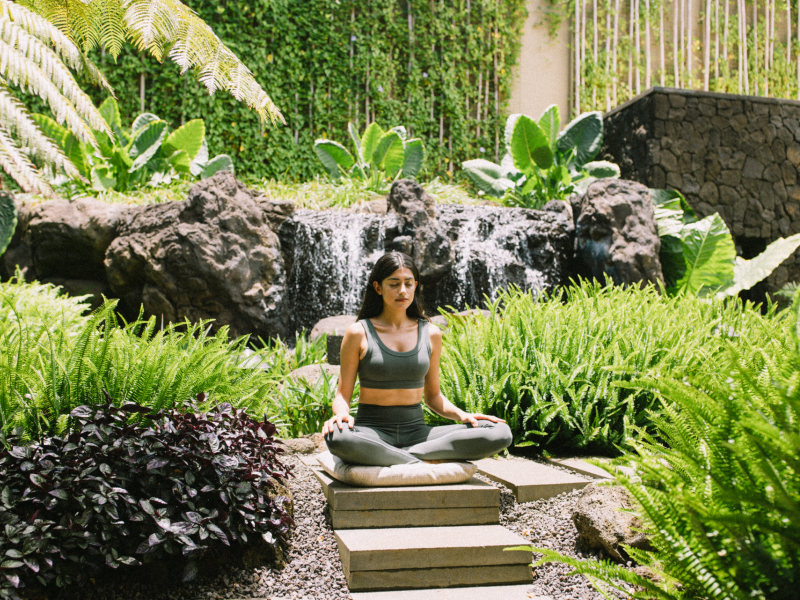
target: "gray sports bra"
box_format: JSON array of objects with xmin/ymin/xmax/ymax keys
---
[{"xmin": 358, "ymin": 319, "xmax": 431, "ymax": 389}]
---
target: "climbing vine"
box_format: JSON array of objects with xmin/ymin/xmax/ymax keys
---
[
  {"xmin": 87, "ymin": 0, "xmax": 528, "ymax": 182},
  {"xmin": 540, "ymin": 0, "xmax": 800, "ymax": 113}
]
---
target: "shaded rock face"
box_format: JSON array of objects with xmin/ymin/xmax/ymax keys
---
[
  {"xmin": 573, "ymin": 179, "xmax": 664, "ymax": 286},
  {"xmin": 572, "ymin": 484, "xmax": 652, "ymax": 562},
  {"xmin": 281, "ymin": 187, "xmax": 575, "ymax": 331},
  {"xmin": 105, "ymin": 173, "xmax": 289, "ymax": 339}
]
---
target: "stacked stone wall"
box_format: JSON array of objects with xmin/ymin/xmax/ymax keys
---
[{"xmin": 601, "ymin": 86, "xmax": 800, "ymax": 294}]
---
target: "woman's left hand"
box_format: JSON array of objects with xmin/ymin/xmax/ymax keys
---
[{"xmin": 460, "ymin": 413, "xmax": 506, "ymax": 427}]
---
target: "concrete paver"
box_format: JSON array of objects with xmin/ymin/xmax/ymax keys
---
[
  {"xmin": 335, "ymin": 525, "xmax": 531, "ymax": 571},
  {"xmin": 545, "ymin": 457, "xmax": 614, "ymax": 480},
  {"xmin": 344, "ymin": 564, "xmax": 532, "ymax": 592},
  {"xmin": 331, "ymin": 505, "xmax": 499, "ymax": 529},
  {"xmin": 351, "ymin": 585, "xmax": 552, "ymax": 599},
  {"xmin": 474, "ymin": 456, "xmax": 591, "ymax": 503},
  {"xmin": 313, "ymin": 468, "xmax": 498, "ymax": 511}
]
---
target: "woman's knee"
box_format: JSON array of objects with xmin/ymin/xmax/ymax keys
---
[
  {"xmin": 479, "ymin": 420, "xmax": 513, "ymax": 450},
  {"xmin": 324, "ymin": 425, "xmax": 353, "ymax": 454}
]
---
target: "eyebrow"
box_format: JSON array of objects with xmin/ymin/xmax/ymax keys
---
[{"xmin": 387, "ymin": 277, "xmax": 414, "ymax": 281}]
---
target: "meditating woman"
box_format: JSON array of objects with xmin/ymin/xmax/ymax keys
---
[{"xmin": 322, "ymin": 251, "xmax": 512, "ymax": 466}]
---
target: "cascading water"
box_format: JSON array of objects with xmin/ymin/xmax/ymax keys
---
[{"xmin": 280, "ymin": 203, "xmax": 573, "ymax": 332}]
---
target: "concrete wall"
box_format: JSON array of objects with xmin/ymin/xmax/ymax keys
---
[
  {"xmin": 508, "ymin": 0, "xmax": 570, "ymax": 121},
  {"xmin": 601, "ymin": 86, "xmax": 800, "ymax": 297}
]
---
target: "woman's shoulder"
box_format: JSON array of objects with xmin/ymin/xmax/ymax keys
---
[
  {"xmin": 345, "ymin": 321, "xmax": 368, "ymax": 337},
  {"xmin": 424, "ymin": 319, "xmax": 443, "ymax": 341}
]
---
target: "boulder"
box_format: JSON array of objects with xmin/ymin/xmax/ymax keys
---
[
  {"xmin": 105, "ymin": 172, "xmax": 289, "ymax": 339},
  {"xmin": 279, "ymin": 438, "xmax": 317, "ymax": 454},
  {"xmin": 310, "ymin": 315, "xmax": 357, "ymax": 366},
  {"xmin": 573, "ymin": 179, "xmax": 664, "ymax": 287},
  {"xmin": 304, "ymin": 432, "xmax": 327, "ymax": 453},
  {"xmin": 284, "ymin": 364, "xmax": 340, "ymax": 387},
  {"xmin": 572, "ymin": 484, "xmax": 652, "ymax": 562},
  {"xmin": 4, "ymin": 198, "xmax": 135, "ymax": 282},
  {"xmin": 385, "ymin": 179, "xmax": 453, "ymax": 283}
]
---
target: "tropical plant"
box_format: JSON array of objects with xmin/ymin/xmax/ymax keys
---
[
  {"xmin": 0, "ymin": 401, "xmax": 292, "ymax": 596},
  {"xmin": 34, "ymin": 98, "xmax": 233, "ymax": 193},
  {"xmin": 521, "ymin": 290, "xmax": 800, "ymax": 600},
  {"xmin": 437, "ymin": 281, "xmax": 790, "ymax": 453},
  {"xmin": 314, "ymin": 122, "xmax": 425, "ymax": 192},
  {"xmin": 0, "ymin": 191, "xmax": 16, "ymax": 256},
  {"xmin": 0, "ymin": 0, "xmax": 281, "ymax": 195},
  {"xmin": 461, "ymin": 107, "xmax": 620, "ymax": 209},
  {"xmin": 651, "ymin": 189, "xmax": 800, "ymax": 297}
]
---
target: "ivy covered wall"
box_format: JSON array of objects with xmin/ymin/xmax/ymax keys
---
[{"xmin": 89, "ymin": 0, "xmax": 528, "ymax": 182}]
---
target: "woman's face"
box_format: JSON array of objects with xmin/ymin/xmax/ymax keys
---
[{"xmin": 373, "ymin": 267, "xmax": 417, "ymax": 309}]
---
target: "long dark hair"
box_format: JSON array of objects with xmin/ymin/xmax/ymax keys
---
[{"xmin": 356, "ymin": 251, "xmax": 429, "ymax": 321}]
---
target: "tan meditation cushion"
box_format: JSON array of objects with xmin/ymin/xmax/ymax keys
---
[{"xmin": 316, "ymin": 451, "xmax": 477, "ymax": 487}]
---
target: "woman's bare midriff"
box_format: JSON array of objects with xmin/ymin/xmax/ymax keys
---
[{"xmin": 357, "ymin": 387, "xmax": 424, "ymax": 406}]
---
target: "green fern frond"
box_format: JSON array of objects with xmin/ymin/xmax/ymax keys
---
[
  {"xmin": 0, "ymin": 124, "xmax": 53, "ymax": 194},
  {"xmin": 0, "ymin": 81, "xmax": 81, "ymax": 179}
]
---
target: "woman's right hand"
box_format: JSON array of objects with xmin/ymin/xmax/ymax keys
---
[{"xmin": 322, "ymin": 413, "xmax": 354, "ymax": 436}]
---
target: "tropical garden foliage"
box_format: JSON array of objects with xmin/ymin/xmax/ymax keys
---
[
  {"xmin": 0, "ymin": 0, "xmax": 279, "ymax": 194},
  {"xmin": 462, "ymin": 107, "xmax": 620, "ymax": 209},
  {"xmin": 524, "ymin": 290, "xmax": 800, "ymax": 600}
]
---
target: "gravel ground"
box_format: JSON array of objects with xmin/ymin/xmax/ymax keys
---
[{"xmin": 59, "ymin": 455, "xmax": 626, "ymax": 600}]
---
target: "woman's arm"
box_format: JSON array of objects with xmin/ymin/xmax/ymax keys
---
[
  {"xmin": 423, "ymin": 324, "xmax": 504, "ymax": 427},
  {"xmin": 321, "ymin": 323, "xmax": 365, "ymax": 435}
]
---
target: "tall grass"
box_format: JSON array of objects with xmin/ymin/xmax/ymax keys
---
[{"xmin": 438, "ymin": 281, "xmax": 792, "ymax": 454}]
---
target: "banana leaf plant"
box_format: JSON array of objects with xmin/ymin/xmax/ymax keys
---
[
  {"xmin": 462, "ymin": 106, "xmax": 620, "ymax": 209},
  {"xmin": 34, "ymin": 98, "xmax": 234, "ymax": 194},
  {"xmin": 651, "ymin": 189, "xmax": 800, "ymax": 297},
  {"xmin": 314, "ymin": 122, "xmax": 425, "ymax": 192}
]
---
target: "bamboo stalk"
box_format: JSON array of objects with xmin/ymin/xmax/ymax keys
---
[
  {"xmin": 629, "ymin": 0, "xmax": 635, "ymax": 93},
  {"xmin": 594, "ymin": 0, "xmax": 599, "ymax": 107},
  {"xmin": 140, "ymin": 73, "xmax": 145, "ymax": 113},
  {"xmin": 645, "ymin": 0, "xmax": 651, "ymax": 88},
  {"xmin": 743, "ymin": 0, "xmax": 749, "ymax": 94},
  {"xmin": 787, "ymin": 0, "xmax": 791, "ymax": 66},
  {"xmin": 576, "ymin": 0, "xmax": 582, "ymax": 112},
  {"xmin": 613, "ymin": 0, "xmax": 620, "ymax": 103},
  {"xmin": 754, "ymin": 0, "xmax": 758, "ymax": 95},
  {"xmin": 715, "ymin": 0, "xmax": 720, "ymax": 82},
  {"xmin": 583, "ymin": 0, "xmax": 588, "ymax": 106},
  {"xmin": 738, "ymin": 0, "xmax": 743, "ymax": 93},
  {"xmin": 635, "ymin": 0, "xmax": 641, "ymax": 93},
  {"xmin": 688, "ymin": 0, "xmax": 693, "ymax": 86},
  {"xmin": 724, "ymin": 0, "xmax": 729, "ymax": 88},
  {"xmin": 660, "ymin": 2, "xmax": 665, "ymax": 85},
  {"xmin": 680, "ymin": 0, "xmax": 685, "ymax": 86},
  {"xmin": 675, "ymin": 0, "xmax": 681, "ymax": 86},
  {"xmin": 765, "ymin": 0, "xmax": 769, "ymax": 96},
  {"xmin": 606, "ymin": 3, "xmax": 612, "ymax": 110},
  {"xmin": 705, "ymin": 0, "xmax": 711, "ymax": 90}
]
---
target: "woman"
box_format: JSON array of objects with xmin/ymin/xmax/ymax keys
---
[{"xmin": 322, "ymin": 251, "xmax": 512, "ymax": 466}]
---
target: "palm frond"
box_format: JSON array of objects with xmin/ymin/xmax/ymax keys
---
[
  {"xmin": 0, "ymin": 80, "xmax": 80, "ymax": 179},
  {"xmin": 0, "ymin": 124, "xmax": 52, "ymax": 194}
]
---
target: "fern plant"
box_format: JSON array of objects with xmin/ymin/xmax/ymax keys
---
[
  {"xmin": 522, "ymin": 293, "xmax": 800, "ymax": 600},
  {"xmin": 0, "ymin": 0, "xmax": 281, "ymax": 194}
]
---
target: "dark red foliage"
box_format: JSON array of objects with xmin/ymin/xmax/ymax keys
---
[{"xmin": 0, "ymin": 399, "xmax": 292, "ymax": 598}]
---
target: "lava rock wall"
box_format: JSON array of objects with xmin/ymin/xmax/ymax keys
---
[{"xmin": 602, "ymin": 86, "xmax": 800, "ymax": 294}]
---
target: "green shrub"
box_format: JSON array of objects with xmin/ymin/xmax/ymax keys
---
[
  {"xmin": 527, "ymin": 293, "xmax": 800, "ymax": 600},
  {"xmin": 438, "ymin": 280, "xmax": 791, "ymax": 454},
  {"xmin": 0, "ymin": 401, "xmax": 291, "ymax": 597}
]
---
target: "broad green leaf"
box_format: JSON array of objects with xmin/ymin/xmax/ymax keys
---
[
  {"xmin": 131, "ymin": 113, "xmax": 159, "ymax": 134},
  {"xmin": 462, "ymin": 159, "xmax": 516, "ymax": 198},
  {"xmin": 372, "ymin": 131, "xmax": 404, "ymax": 177},
  {"xmin": 62, "ymin": 133, "xmax": 89, "ymax": 178},
  {"xmin": 724, "ymin": 234, "xmax": 800, "ymax": 296},
  {"xmin": 538, "ymin": 104, "xmax": 561, "ymax": 148},
  {"xmin": 163, "ymin": 119, "xmax": 205, "ymax": 161},
  {"xmin": 129, "ymin": 121, "xmax": 167, "ymax": 172},
  {"xmin": 201, "ymin": 155, "xmax": 235, "ymax": 179},
  {"xmin": 675, "ymin": 214, "xmax": 736, "ymax": 296},
  {"xmin": 361, "ymin": 123, "xmax": 385, "ymax": 165},
  {"xmin": 110, "ymin": 148, "xmax": 131, "ymax": 191},
  {"xmin": 31, "ymin": 114, "xmax": 67, "ymax": 150},
  {"xmin": 390, "ymin": 126, "xmax": 407, "ymax": 141},
  {"xmin": 659, "ymin": 234, "xmax": 685, "ymax": 288},
  {"xmin": 0, "ymin": 191, "xmax": 17, "ymax": 256},
  {"xmin": 348, "ymin": 122, "xmax": 362, "ymax": 160},
  {"xmin": 314, "ymin": 140, "xmax": 354, "ymax": 178},
  {"xmin": 98, "ymin": 97, "xmax": 122, "ymax": 131},
  {"xmin": 190, "ymin": 139, "xmax": 209, "ymax": 177},
  {"xmin": 583, "ymin": 161, "xmax": 620, "ymax": 179},
  {"xmin": 91, "ymin": 167, "xmax": 117, "ymax": 192},
  {"xmin": 402, "ymin": 138, "xmax": 425, "ymax": 179},
  {"xmin": 510, "ymin": 115, "xmax": 553, "ymax": 172},
  {"xmin": 650, "ymin": 188, "xmax": 697, "ymax": 223},
  {"xmin": 504, "ymin": 113, "xmax": 522, "ymax": 150},
  {"xmin": 166, "ymin": 149, "xmax": 191, "ymax": 173},
  {"xmin": 654, "ymin": 206, "xmax": 685, "ymax": 238},
  {"xmin": 556, "ymin": 111, "xmax": 603, "ymax": 166}
]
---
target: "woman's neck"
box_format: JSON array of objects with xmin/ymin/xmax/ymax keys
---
[{"xmin": 376, "ymin": 305, "xmax": 411, "ymax": 329}]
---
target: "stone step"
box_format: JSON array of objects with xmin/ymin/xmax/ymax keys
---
[
  {"xmin": 474, "ymin": 457, "xmax": 592, "ymax": 503},
  {"xmin": 335, "ymin": 525, "xmax": 532, "ymax": 591},
  {"xmin": 544, "ymin": 457, "xmax": 614, "ymax": 480},
  {"xmin": 313, "ymin": 468, "xmax": 499, "ymax": 511},
  {"xmin": 351, "ymin": 585, "xmax": 553, "ymax": 599},
  {"xmin": 330, "ymin": 505, "xmax": 499, "ymax": 529}
]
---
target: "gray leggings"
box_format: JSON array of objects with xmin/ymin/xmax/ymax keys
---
[{"xmin": 325, "ymin": 403, "xmax": 513, "ymax": 466}]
